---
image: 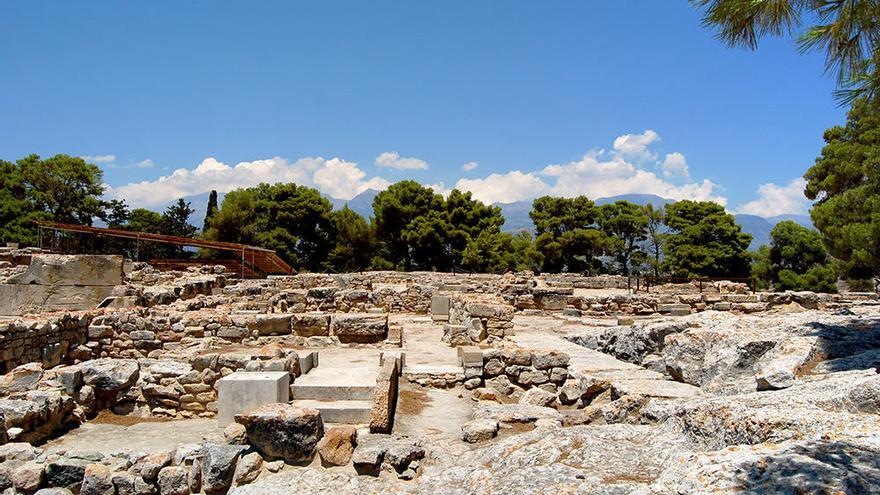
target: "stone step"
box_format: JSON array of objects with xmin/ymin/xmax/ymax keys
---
[
  {"xmin": 290, "ymin": 366, "xmax": 377, "ymax": 401},
  {"xmin": 290, "ymin": 383, "xmax": 375, "ymax": 401},
  {"xmin": 290, "ymin": 399, "xmax": 373, "ymax": 424}
]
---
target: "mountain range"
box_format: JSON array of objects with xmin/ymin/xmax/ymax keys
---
[{"xmin": 169, "ymin": 189, "xmax": 811, "ymax": 250}]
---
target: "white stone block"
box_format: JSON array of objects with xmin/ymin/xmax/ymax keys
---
[{"xmin": 216, "ymin": 371, "xmax": 290, "ymax": 426}]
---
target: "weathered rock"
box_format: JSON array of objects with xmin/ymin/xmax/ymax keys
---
[
  {"xmin": 80, "ymin": 359, "xmax": 139, "ymax": 393},
  {"xmin": 317, "ymin": 425, "xmax": 357, "ymax": 466},
  {"xmin": 157, "ymin": 466, "xmax": 190, "ymax": 495},
  {"xmin": 330, "ymin": 313, "xmax": 388, "ymax": 343},
  {"xmin": 11, "ymin": 460, "xmax": 44, "ymax": 492},
  {"xmin": 518, "ymin": 387, "xmax": 557, "ymax": 407},
  {"xmin": 461, "ymin": 418, "xmax": 499, "ymax": 443},
  {"xmin": 0, "ymin": 363, "xmax": 44, "ymax": 394},
  {"xmin": 234, "ymin": 404, "xmax": 323, "ymax": 462},
  {"xmin": 46, "ymin": 455, "xmax": 93, "ymax": 490},
  {"xmin": 232, "ymin": 452, "xmax": 262, "ymax": 486},
  {"xmin": 80, "ymin": 464, "xmax": 113, "ymax": 495},
  {"xmin": 201, "ymin": 444, "xmax": 246, "ymax": 495},
  {"xmin": 224, "ymin": 423, "xmax": 248, "ymax": 445}
]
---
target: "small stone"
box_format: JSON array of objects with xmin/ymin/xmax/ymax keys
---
[
  {"xmin": 80, "ymin": 464, "xmax": 113, "ymax": 495},
  {"xmin": 223, "ymin": 423, "xmax": 248, "ymax": 445},
  {"xmin": 461, "ymin": 418, "xmax": 499, "ymax": 443},
  {"xmin": 232, "ymin": 452, "xmax": 262, "ymax": 486},
  {"xmin": 317, "ymin": 425, "xmax": 357, "ymax": 466},
  {"xmin": 519, "ymin": 387, "xmax": 557, "ymax": 407},
  {"xmin": 157, "ymin": 466, "xmax": 190, "ymax": 495}
]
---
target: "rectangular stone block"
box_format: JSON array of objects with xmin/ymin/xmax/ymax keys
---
[
  {"xmin": 298, "ymin": 351, "xmax": 319, "ymax": 375},
  {"xmin": 380, "ymin": 350, "xmax": 405, "ymax": 373},
  {"xmin": 457, "ymin": 346, "xmax": 483, "ymax": 368},
  {"xmin": 431, "ymin": 295, "xmax": 450, "ymax": 321},
  {"xmin": 215, "ymin": 371, "xmax": 289, "ymax": 426},
  {"xmin": 291, "ymin": 313, "xmax": 331, "ymax": 337},
  {"xmin": 330, "ymin": 313, "xmax": 388, "ymax": 344}
]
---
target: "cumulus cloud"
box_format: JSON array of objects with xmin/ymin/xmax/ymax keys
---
[
  {"xmin": 452, "ymin": 133, "xmax": 725, "ymax": 206},
  {"xmin": 660, "ymin": 152, "xmax": 690, "ymax": 180},
  {"xmin": 612, "ymin": 130, "xmax": 660, "ymax": 161},
  {"xmin": 735, "ymin": 178, "xmax": 809, "ymax": 216},
  {"xmin": 375, "ymin": 151, "xmax": 430, "ymax": 170},
  {"xmin": 462, "ymin": 161, "xmax": 479, "ymax": 172},
  {"xmin": 454, "ymin": 171, "xmax": 549, "ymax": 204},
  {"xmin": 107, "ymin": 156, "xmax": 389, "ymax": 207},
  {"xmin": 82, "ymin": 154, "xmax": 116, "ymax": 163},
  {"xmin": 312, "ymin": 159, "xmax": 390, "ymax": 199}
]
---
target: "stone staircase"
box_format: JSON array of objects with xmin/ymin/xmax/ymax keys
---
[{"xmin": 289, "ymin": 366, "xmax": 377, "ymax": 424}]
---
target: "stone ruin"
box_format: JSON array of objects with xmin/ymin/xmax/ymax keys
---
[{"xmin": 0, "ymin": 253, "xmax": 877, "ymax": 494}]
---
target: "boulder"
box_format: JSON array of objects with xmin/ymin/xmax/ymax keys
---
[
  {"xmin": 461, "ymin": 418, "xmax": 499, "ymax": 443},
  {"xmin": 519, "ymin": 388, "xmax": 557, "ymax": 407},
  {"xmin": 200, "ymin": 444, "xmax": 246, "ymax": 495},
  {"xmin": 317, "ymin": 425, "xmax": 358, "ymax": 466},
  {"xmin": 234, "ymin": 404, "xmax": 324, "ymax": 462},
  {"xmin": 45, "ymin": 455, "xmax": 93, "ymax": 490},
  {"xmin": 9, "ymin": 254, "xmax": 122, "ymax": 286},
  {"xmin": 224, "ymin": 423, "xmax": 248, "ymax": 445},
  {"xmin": 80, "ymin": 464, "xmax": 113, "ymax": 495},
  {"xmin": 0, "ymin": 363, "xmax": 44, "ymax": 394},
  {"xmin": 11, "ymin": 461, "xmax": 44, "ymax": 492},
  {"xmin": 80, "ymin": 359, "xmax": 139, "ymax": 393},
  {"xmin": 157, "ymin": 466, "xmax": 190, "ymax": 495},
  {"xmin": 232, "ymin": 452, "xmax": 262, "ymax": 485}
]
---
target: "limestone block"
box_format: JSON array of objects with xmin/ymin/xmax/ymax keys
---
[
  {"xmin": 291, "ymin": 313, "xmax": 331, "ymax": 337},
  {"xmin": 330, "ymin": 314, "xmax": 388, "ymax": 344},
  {"xmin": 8, "ymin": 254, "xmax": 123, "ymax": 286},
  {"xmin": 216, "ymin": 371, "xmax": 290, "ymax": 426}
]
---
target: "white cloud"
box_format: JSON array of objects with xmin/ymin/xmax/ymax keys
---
[
  {"xmin": 375, "ymin": 151, "xmax": 430, "ymax": 170},
  {"xmin": 612, "ymin": 130, "xmax": 660, "ymax": 161},
  {"xmin": 107, "ymin": 156, "xmax": 390, "ymax": 207},
  {"xmin": 462, "ymin": 161, "xmax": 479, "ymax": 172},
  {"xmin": 454, "ymin": 171, "xmax": 548, "ymax": 204},
  {"xmin": 425, "ymin": 182, "xmax": 452, "ymax": 197},
  {"xmin": 452, "ymin": 136, "xmax": 725, "ymax": 206},
  {"xmin": 132, "ymin": 158, "xmax": 155, "ymax": 169},
  {"xmin": 540, "ymin": 151, "xmax": 724, "ymax": 205},
  {"xmin": 660, "ymin": 152, "xmax": 690, "ymax": 180},
  {"xmin": 312, "ymin": 159, "xmax": 390, "ymax": 199},
  {"xmin": 735, "ymin": 178, "xmax": 808, "ymax": 217},
  {"xmin": 82, "ymin": 154, "xmax": 116, "ymax": 163}
]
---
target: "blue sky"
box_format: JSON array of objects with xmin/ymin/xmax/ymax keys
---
[{"xmin": 0, "ymin": 1, "xmax": 843, "ymax": 216}]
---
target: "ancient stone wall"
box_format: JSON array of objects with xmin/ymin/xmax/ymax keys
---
[{"xmin": 445, "ymin": 294, "xmax": 515, "ymax": 345}]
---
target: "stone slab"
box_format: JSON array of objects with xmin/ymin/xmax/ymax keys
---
[
  {"xmin": 216, "ymin": 371, "xmax": 290, "ymax": 426},
  {"xmin": 431, "ymin": 295, "xmax": 451, "ymax": 321},
  {"xmin": 8, "ymin": 254, "xmax": 123, "ymax": 286}
]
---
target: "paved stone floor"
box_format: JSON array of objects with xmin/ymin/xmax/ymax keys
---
[{"xmin": 45, "ymin": 417, "xmax": 225, "ymax": 454}]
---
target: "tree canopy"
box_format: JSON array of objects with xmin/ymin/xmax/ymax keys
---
[
  {"xmin": 663, "ymin": 200, "xmax": 752, "ymax": 278},
  {"xmin": 206, "ymin": 182, "xmax": 335, "ymax": 270},
  {"xmin": 530, "ymin": 195, "xmax": 609, "ymax": 273},
  {"xmin": 805, "ymin": 97, "xmax": 880, "ymax": 282},
  {"xmin": 753, "ymin": 220, "xmax": 838, "ymax": 292}
]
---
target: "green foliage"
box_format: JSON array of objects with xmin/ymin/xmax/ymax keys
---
[
  {"xmin": 693, "ymin": 0, "xmax": 880, "ymax": 103},
  {"xmin": 372, "ymin": 181, "xmax": 507, "ymax": 271},
  {"xmin": 643, "ymin": 204, "xmax": 665, "ymax": 277},
  {"xmin": 600, "ymin": 201, "xmax": 648, "ymax": 275},
  {"xmin": 328, "ymin": 207, "xmax": 374, "ymax": 272},
  {"xmin": 805, "ymin": 97, "xmax": 880, "ymax": 282},
  {"xmin": 752, "ymin": 221, "xmax": 839, "ymax": 292},
  {"xmin": 206, "ymin": 183, "xmax": 335, "ymax": 270},
  {"xmin": 530, "ymin": 196, "xmax": 609, "ymax": 273},
  {"xmin": 18, "ymin": 154, "xmax": 105, "ymax": 225},
  {"xmin": 663, "ymin": 200, "xmax": 752, "ymax": 278},
  {"xmin": 204, "ymin": 190, "xmax": 219, "ymax": 232},
  {"xmin": 0, "ymin": 159, "xmax": 45, "ymax": 245}
]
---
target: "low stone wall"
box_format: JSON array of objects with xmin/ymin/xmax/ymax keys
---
[
  {"xmin": 480, "ymin": 347, "xmax": 570, "ymax": 399},
  {"xmin": 444, "ymin": 294, "xmax": 515, "ymax": 345},
  {"xmin": 0, "ymin": 313, "xmax": 92, "ymax": 373}
]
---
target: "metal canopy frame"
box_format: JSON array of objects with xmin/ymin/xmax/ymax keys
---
[{"xmin": 36, "ymin": 220, "xmax": 294, "ymax": 278}]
